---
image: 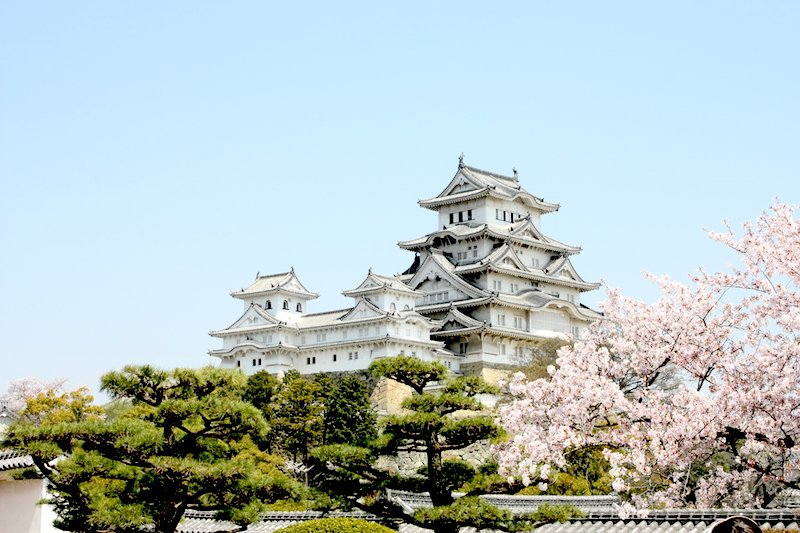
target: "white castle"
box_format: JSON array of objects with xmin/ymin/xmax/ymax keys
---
[{"xmin": 210, "ymin": 157, "xmax": 601, "ymax": 383}]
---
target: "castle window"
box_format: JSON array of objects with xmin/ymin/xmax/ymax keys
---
[
  {"xmin": 449, "ymin": 213, "xmax": 454, "ymax": 224},
  {"xmin": 497, "ymin": 314, "xmax": 506, "ymax": 326},
  {"xmin": 459, "ymin": 342, "xmax": 468, "ymax": 354},
  {"xmin": 467, "ymin": 209, "xmax": 473, "ymax": 220},
  {"xmin": 266, "ymin": 300, "xmax": 272, "ymax": 309},
  {"xmin": 283, "ymin": 300, "xmax": 289, "ymax": 310},
  {"xmin": 514, "ymin": 316, "xmax": 525, "ymax": 329},
  {"xmin": 306, "ymin": 357, "xmax": 316, "ymax": 365},
  {"xmin": 301, "ymin": 336, "xmax": 306, "ymax": 345},
  {"xmin": 500, "ymin": 344, "xmax": 507, "ymax": 355},
  {"xmin": 458, "ymin": 211, "xmax": 464, "ymax": 222},
  {"xmin": 258, "ymin": 358, "xmax": 262, "ymax": 365},
  {"xmin": 333, "ymin": 354, "xmax": 337, "ymax": 362},
  {"xmin": 237, "ymin": 360, "xmax": 241, "ymax": 367},
  {"xmin": 316, "ymin": 333, "xmax": 326, "ymax": 342},
  {"xmin": 252, "ymin": 359, "xmax": 257, "ymax": 366},
  {"xmin": 343, "ymin": 330, "xmax": 348, "ymax": 340},
  {"xmin": 473, "ymin": 248, "xmax": 478, "ymax": 258},
  {"xmin": 390, "ymin": 302, "xmax": 396, "ymax": 311},
  {"xmin": 296, "ymin": 303, "xmax": 302, "ymax": 312}
]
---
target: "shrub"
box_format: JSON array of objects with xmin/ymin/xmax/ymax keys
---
[{"xmin": 275, "ymin": 518, "xmax": 395, "ymax": 533}]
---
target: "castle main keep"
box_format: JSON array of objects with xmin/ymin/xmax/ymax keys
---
[{"xmin": 209, "ymin": 158, "xmax": 601, "ymax": 384}]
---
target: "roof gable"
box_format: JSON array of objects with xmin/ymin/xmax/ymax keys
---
[
  {"xmin": 483, "ymin": 243, "xmax": 529, "ymax": 272},
  {"xmin": 508, "ymin": 218, "xmax": 546, "ymax": 242},
  {"xmin": 406, "ymin": 252, "xmax": 487, "ymax": 299},
  {"xmin": 436, "ymin": 167, "xmax": 486, "ymax": 198},
  {"xmin": 544, "ymin": 256, "xmax": 593, "ymax": 285},
  {"xmin": 226, "ymin": 304, "xmax": 281, "ymax": 330},
  {"xmin": 233, "ymin": 270, "xmax": 319, "ymax": 300},
  {"xmin": 438, "ymin": 307, "xmax": 483, "ymax": 332},
  {"xmin": 339, "ymin": 298, "xmax": 386, "ymax": 321},
  {"xmin": 342, "ymin": 270, "xmax": 422, "ymax": 298}
]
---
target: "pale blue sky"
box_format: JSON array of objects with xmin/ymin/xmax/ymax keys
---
[{"xmin": 2, "ymin": 2, "xmax": 798, "ymax": 398}]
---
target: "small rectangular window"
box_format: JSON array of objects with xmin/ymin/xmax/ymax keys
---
[
  {"xmin": 449, "ymin": 213, "xmax": 454, "ymax": 224},
  {"xmin": 252, "ymin": 359, "xmax": 257, "ymax": 366},
  {"xmin": 333, "ymin": 354, "xmax": 337, "ymax": 362},
  {"xmin": 353, "ymin": 351, "xmax": 358, "ymax": 360},
  {"xmin": 459, "ymin": 342, "xmax": 468, "ymax": 354},
  {"xmin": 467, "ymin": 209, "xmax": 472, "ymax": 220},
  {"xmin": 237, "ymin": 360, "xmax": 241, "ymax": 367},
  {"xmin": 459, "ymin": 211, "xmax": 464, "ymax": 222}
]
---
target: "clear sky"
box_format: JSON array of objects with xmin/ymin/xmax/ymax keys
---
[{"xmin": 1, "ymin": 2, "xmax": 798, "ymax": 399}]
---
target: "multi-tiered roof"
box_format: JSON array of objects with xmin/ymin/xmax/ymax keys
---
[{"xmin": 397, "ymin": 158, "xmax": 601, "ymax": 376}]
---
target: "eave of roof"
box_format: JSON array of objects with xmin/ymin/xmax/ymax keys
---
[{"xmin": 398, "ymin": 223, "xmax": 581, "ymax": 255}]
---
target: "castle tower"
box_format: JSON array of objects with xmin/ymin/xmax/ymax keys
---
[{"xmin": 397, "ymin": 157, "xmax": 601, "ymax": 382}]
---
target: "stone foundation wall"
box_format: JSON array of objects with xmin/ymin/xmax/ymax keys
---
[
  {"xmin": 375, "ymin": 440, "xmax": 494, "ymax": 477},
  {"xmin": 460, "ymin": 361, "xmax": 516, "ymax": 386}
]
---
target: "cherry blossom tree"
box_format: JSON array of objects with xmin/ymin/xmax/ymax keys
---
[
  {"xmin": 494, "ymin": 201, "xmax": 800, "ymax": 511},
  {"xmin": 1, "ymin": 377, "xmax": 68, "ymax": 414}
]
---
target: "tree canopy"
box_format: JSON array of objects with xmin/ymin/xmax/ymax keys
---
[
  {"xmin": 495, "ymin": 201, "xmax": 800, "ymax": 511},
  {"xmin": 309, "ymin": 356, "xmax": 580, "ymax": 533},
  {"xmin": 4, "ymin": 365, "xmax": 302, "ymax": 533}
]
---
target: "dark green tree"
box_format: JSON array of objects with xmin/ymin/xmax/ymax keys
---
[
  {"xmin": 272, "ymin": 375, "xmax": 324, "ymax": 461},
  {"xmin": 324, "ymin": 375, "xmax": 377, "ymax": 447},
  {"xmin": 245, "ymin": 370, "xmax": 279, "ymax": 417},
  {"xmin": 4, "ymin": 366, "xmax": 301, "ymax": 533}
]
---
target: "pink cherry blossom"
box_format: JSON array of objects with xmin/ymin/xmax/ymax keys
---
[{"xmin": 494, "ymin": 201, "xmax": 800, "ymax": 510}]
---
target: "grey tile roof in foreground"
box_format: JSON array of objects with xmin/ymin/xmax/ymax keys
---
[
  {"xmin": 174, "ymin": 492, "xmax": 800, "ymax": 533},
  {"xmin": 0, "ymin": 449, "xmax": 35, "ymax": 472}
]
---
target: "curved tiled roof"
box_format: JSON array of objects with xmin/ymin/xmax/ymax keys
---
[
  {"xmin": 232, "ymin": 270, "xmax": 320, "ymax": 300},
  {"xmin": 173, "ymin": 491, "xmax": 800, "ymax": 533},
  {"xmin": 398, "ymin": 221, "xmax": 581, "ymax": 255},
  {"xmin": 0, "ymin": 449, "xmax": 35, "ymax": 472},
  {"xmin": 343, "ymin": 271, "xmax": 423, "ymax": 298},
  {"xmin": 418, "ymin": 163, "xmax": 560, "ymax": 214}
]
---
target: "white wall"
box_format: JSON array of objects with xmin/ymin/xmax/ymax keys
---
[{"xmin": 0, "ymin": 477, "xmax": 56, "ymax": 533}]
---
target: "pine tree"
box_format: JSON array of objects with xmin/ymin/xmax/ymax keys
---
[{"xmin": 4, "ymin": 366, "xmax": 300, "ymax": 533}]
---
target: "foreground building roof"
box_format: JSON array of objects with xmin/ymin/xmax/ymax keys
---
[{"xmin": 173, "ymin": 491, "xmax": 800, "ymax": 533}]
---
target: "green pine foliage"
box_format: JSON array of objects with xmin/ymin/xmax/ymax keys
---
[
  {"xmin": 3, "ymin": 366, "xmax": 305, "ymax": 533},
  {"xmin": 307, "ymin": 356, "xmax": 578, "ymax": 533},
  {"xmin": 275, "ymin": 517, "xmax": 395, "ymax": 533},
  {"xmin": 324, "ymin": 376, "xmax": 377, "ymax": 447}
]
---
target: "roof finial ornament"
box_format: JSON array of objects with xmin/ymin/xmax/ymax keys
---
[
  {"xmin": 458, "ymin": 153, "xmax": 465, "ymax": 167},
  {"xmin": 256, "ymin": 271, "xmax": 260, "ymax": 278},
  {"xmin": 513, "ymin": 167, "xmax": 518, "ymax": 178}
]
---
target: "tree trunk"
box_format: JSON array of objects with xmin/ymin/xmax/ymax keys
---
[{"xmin": 425, "ymin": 442, "xmax": 453, "ymax": 507}]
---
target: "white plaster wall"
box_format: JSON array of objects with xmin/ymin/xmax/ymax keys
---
[{"xmin": 0, "ymin": 478, "xmax": 55, "ymax": 533}]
